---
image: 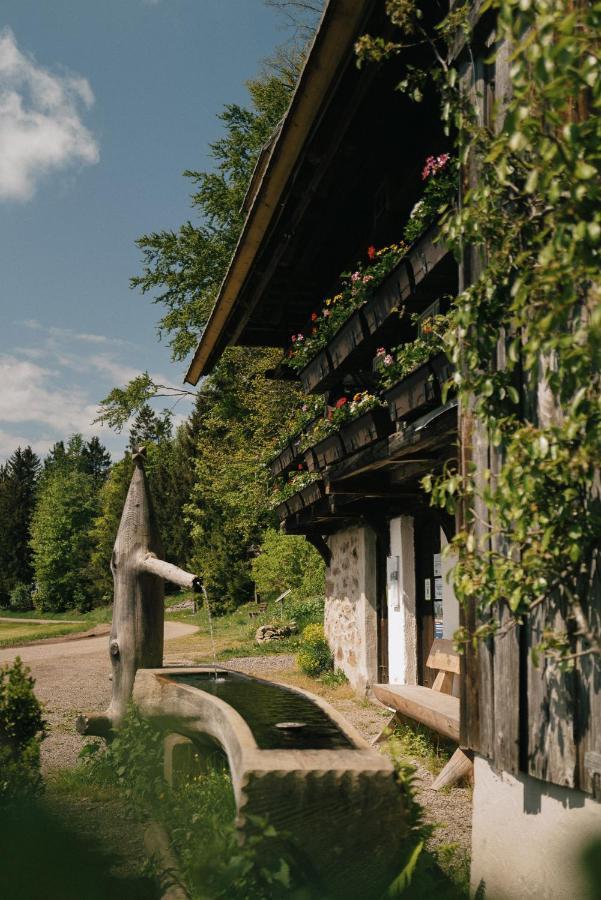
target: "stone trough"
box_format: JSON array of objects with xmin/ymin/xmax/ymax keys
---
[
  {"xmin": 77, "ymin": 451, "xmax": 407, "ymax": 898},
  {"xmin": 134, "ymin": 665, "xmax": 406, "ymax": 899}
]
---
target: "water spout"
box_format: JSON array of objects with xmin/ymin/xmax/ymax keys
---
[{"xmin": 201, "ymin": 583, "xmax": 219, "ymax": 679}]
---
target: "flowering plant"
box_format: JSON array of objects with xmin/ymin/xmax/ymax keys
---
[
  {"xmin": 374, "ymin": 311, "xmax": 453, "ymax": 389},
  {"xmin": 403, "ymin": 153, "xmax": 456, "ymax": 245},
  {"xmin": 299, "ymin": 391, "xmax": 385, "ymax": 450},
  {"xmin": 269, "ymin": 467, "xmax": 321, "ymax": 508},
  {"xmin": 285, "ymin": 242, "xmax": 407, "ymax": 372},
  {"xmin": 273, "ymin": 395, "xmax": 325, "ymax": 453}
]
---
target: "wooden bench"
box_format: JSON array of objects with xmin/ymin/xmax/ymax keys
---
[
  {"xmin": 248, "ymin": 602, "xmax": 268, "ymax": 620},
  {"xmin": 373, "ymin": 639, "xmax": 473, "ymax": 790}
]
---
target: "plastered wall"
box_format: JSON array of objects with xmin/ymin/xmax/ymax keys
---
[{"xmin": 471, "ymin": 755, "xmax": 601, "ymax": 899}]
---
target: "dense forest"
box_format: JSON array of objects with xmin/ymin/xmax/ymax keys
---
[{"xmin": 1, "ymin": 3, "xmax": 326, "ymax": 616}]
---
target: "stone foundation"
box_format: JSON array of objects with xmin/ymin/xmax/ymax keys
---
[{"xmin": 324, "ymin": 525, "xmax": 378, "ymax": 693}]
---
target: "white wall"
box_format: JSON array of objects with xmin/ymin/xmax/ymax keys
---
[
  {"xmin": 324, "ymin": 525, "xmax": 378, "ymax": 694},
  {"xmin": 471, "ymin": 755, "xmax": 601, "ymax": 899},
  {"xmin": 387, "ymin": 516, "xmax": 417, "ymax": 685}
]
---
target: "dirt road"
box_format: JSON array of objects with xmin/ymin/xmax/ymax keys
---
[{"xmin": 0, "ymin": 621, "xmax": 198, "ymax": 771}]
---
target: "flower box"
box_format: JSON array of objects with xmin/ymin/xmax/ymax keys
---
[
  {"xmin": 363, "ymin": 263, "xmax": 412, "ymax": 336},
  {"xmin": 299, "ymin": 349, "xmax": 332, "ymax": 394},
  {"xmin": 286, "ymin": 490, "xmax": 306, "ymax": 515},
  {"xmin": 300, "ymin": 481, "xmax": 325, "ymax": 508},
  {"xmin": 311, "ymin": 432, "xmax": 346, "ymax": 469},
  {"xmin": 274, "ymin": 499, "xmax": 291, "ymax": 520},
  {"xmin": 328, "ymin": 310, "xmax": 369, "ymax": 370},
  {"xmin": 340, "ymin": 407, "xmax": 392, "ymax": 454},
  {"xmin": 268, "ymin": 441, "xmax": 296, "ymax": 478},
  {"xmin": 383, "ymin": 352, "xmax": 452, "ymax": 423}
]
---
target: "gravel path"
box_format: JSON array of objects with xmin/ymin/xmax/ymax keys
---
[{"xmin": 0, "ymin": 621, "xmax": 198, "ymax": 772}]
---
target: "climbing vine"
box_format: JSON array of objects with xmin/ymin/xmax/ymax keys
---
[{"xmin": 358, "ymin": 0, "xmax": 601, "ymax": 663}]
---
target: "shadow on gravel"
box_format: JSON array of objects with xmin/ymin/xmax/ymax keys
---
[{"xmin": 0, "ymin": 801, "xmax": 158, "ymax": 900}]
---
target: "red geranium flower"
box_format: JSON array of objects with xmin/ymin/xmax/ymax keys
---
[
  {"xmin": 311, "ymin": 312, "xmax": 318, "ymax": 321},
  {"xmin": 335, "ymin": 397, "xmax": 348, "ymax": 408},
  {"xmin": 298, "ymin": 463, "xmax": 304, "ymax": 470},
  {"xmin": 367, "ymin": 245, "xmax": 376, "ymax": 260}
]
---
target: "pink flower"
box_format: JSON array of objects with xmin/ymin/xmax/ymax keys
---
[
  {"xmin": 384, "ymin": 354, "xmax": 394, "ymax": 367},
  {"xmin": 323, "ymin": 309, "xmax": 331, "ymax": 317},
  {"xmin": 351, "ymin": 271, "xmax": 361, "ymax": 283},
  {"xmin": 302, "ymin": 404, "xmax": 308, "ymax": 412},
  {"xmin": 362, "ymin": 274, "xmax": 373, "ymax": 284},
  {"xmin": 376, "ymin": 347, "xmax": 386, "ymax": 356},
  {"xmin": 291, "ymin": 334, "xmax": 296, "ymax": 343},
  {"xmin": 297, "ymin": 333, "xmax": 304, "ymax": 342}
]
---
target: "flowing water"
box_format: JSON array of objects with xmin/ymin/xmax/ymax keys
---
[
  {"xmin": 170, "ymin": 670, "xmax": 353, "ymax": 750},
  {"xmin": 201, "ymin": 584, "xmax": 219, "ymax": 678}
]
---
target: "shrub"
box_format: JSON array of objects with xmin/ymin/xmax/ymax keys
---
[
  {"xmin": 0, "ymin": 657, "xmax": 46, "ymax": 803},
  {"xmin": 9, "ymin": 582, "xmax": 34, "ymax": 612},
  {"xmin": 251, "ymin": 529, "xmax": 325, "ymax": 604},
  {"xmin": 282, "ymin": 594, "xmax": 324, "ymax": 630},
  {"xmin": 297, "ymin": 623, "xmax": 333, "ymax": 676}
]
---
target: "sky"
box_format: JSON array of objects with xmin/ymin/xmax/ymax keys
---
[{"xmin": 0, "ymin": 0, "xmax": 288, "ymax": 462}]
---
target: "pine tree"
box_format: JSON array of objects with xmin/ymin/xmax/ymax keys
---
[
  {"xmin": 128, "ymin": 404, "xmax": 172, "ymax": 450},
  {"xmin": 81, "ymin": 437, "xmax": 111, "ymax": 483},
  {"xmin": 0, "ymin": 448, "xmax": 41, "ymax": 605}
]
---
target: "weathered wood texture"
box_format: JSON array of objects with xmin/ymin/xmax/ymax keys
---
[
  {"xmin": 77, "ymin": 451, "xmax": 201, "ymax": 737},
  {"xmin": 460, "ymin": 31, "xmax": 600, "ymax": 794}
]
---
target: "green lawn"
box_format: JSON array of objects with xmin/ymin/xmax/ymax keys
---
[
  {"xmin": 0, "ymin": 606, "xmax": 113, "ymax": 649},
  {"xmin": 0, "ymin": 620, "xmax": 83, "ymax": 647}
]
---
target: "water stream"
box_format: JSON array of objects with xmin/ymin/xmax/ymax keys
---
[{"xmin": 201, "ymin": 584, "xmax": 219, "ymax": 678}]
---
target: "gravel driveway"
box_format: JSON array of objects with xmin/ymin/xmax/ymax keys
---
[{"xmin": 0, "ymin": 621, "xmax": 198, "ymax": 772}]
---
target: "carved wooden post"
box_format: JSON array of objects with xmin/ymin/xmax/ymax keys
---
[{"xmin": 77, "ymin": 448, "xmax": 201, "ymax": 737}]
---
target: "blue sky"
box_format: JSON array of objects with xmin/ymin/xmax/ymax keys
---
[{"xmin": 0, "ymin": 0, "xmax": 287, "ymax": 461}]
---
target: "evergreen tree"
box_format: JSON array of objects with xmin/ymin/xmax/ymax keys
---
[
  {"xmin": 81, "ymin": 437, "xmax": 111, "ymax": 483},
  {"xmin": 128, "ymin": 404, "xmax": 172, "ymax": 450},
  {"xmin": 0, "ymin": 448, "xmax": 40, "ymax": 605}
]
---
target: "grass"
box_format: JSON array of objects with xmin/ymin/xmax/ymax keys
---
[
  {"xmin": 386, "ymin": 719, "xmax": 455, "ymax": 776},
  {"xmin": 165, "ymin": 594, "xmax": 306, "ymax": 662},
  {"xmin": 0, "ymin": 605, "xmax": 113, "ymax": 649}
]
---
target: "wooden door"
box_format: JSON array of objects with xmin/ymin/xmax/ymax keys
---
[{"xmin": 414, "ymin": 518, "xmax": 441, "ymax": 687}]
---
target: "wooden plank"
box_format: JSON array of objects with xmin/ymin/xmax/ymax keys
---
[
  {"xmin": 426, "ymin": 639, "xmax": 461, "ymax": 674},
  {"xmin": 527, "ymin": 601, "xmax": 578, "ymax": 788},
  {"xmin": 431, "ymin": 748, "xmax": 474, "ymax": 791},
  {"xmin": 432, "ymin": 671, "xmax": 454, "ymax": 695},
  {"xmin": 578, "ymin": 563, "xmax": 601, "ymax": 796},
  {"xmin": 373, "ymin": 683, "xmax": 460, "ymax": 742}
]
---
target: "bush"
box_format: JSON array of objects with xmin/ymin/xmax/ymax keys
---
[
  {"xmin": 297, "ymin": 623, "xmax": 333, "ymax": 677},
  {"xmin": 251, "ymin": 529, "xmax": 325, "ymax": 603},
  {"xmin": 0, "ymin": 657, "xmax": 46, "ymax": 803},
  {"xmin": 282, "ymin": 594, "xmax": 324, "ymax": 630},
  {"xmin": 9, "ymin": 582, "xmax": 34, "ymax": 612}
]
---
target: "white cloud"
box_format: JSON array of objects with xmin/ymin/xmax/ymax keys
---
[{"xmin": 0, "ymin": 28, "xmax": 99, "ymax": 202}]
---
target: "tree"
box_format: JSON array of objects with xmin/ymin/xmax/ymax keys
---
[
  {"xmin": 81, "ymin": 437, "xmax": 111, "ymax": 483},
  {"xmin": 30, "ymin": 469, "xmax": 98, "ymax": 612},
  {"xmin": 0, "ymin": 447, "xmax": 41, "ymax": 606},
  {"xmin": 88, "ymin": 455, "xmax": 135, "ymax": 603},
  {"xmin": 251, "ymin": 528, "xmax": 325, "ymax": 602},
  {"xmin": 128, "ymin": 404, "xmax": 172, "ymax": 450}
]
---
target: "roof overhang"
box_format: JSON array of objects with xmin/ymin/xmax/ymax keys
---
[{"xmin": 185, "ymin": 0, "xmax": 374, "ymax": 385}]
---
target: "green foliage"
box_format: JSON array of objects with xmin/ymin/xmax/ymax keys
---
[
  {"xmin": 375, "ymin": 311, "xmax": 453, "ymax": 389},
  {"xmin": 285, "ymin": 241, "xmax": 407, "ymax": 371},
  {"xmin": 251, "ymin": 528, "xmax": 325, "ymax": 607},
  {"xmin": 9, "ymin": 582, "xmax": 34, "ymax": 612},
  {"xmin": 79, "ymin": 707, "xmax": 324, "ymax": 899},
  {"xmin": 297, "ymin": 622, "xmax": 333, "ymax": 676},
  {"xmin": 0, "ymin": 446, "xmax": 41, "ymax": 606},
  {"xmin": 402, "ymin": 154, "xmax": 456, "ymax": 245},
  {"xmin": 0, "ymin": 657, "xmax": 46, "ymax": 803},
  {"xmin": 361, "ymin": 0, "xmax": 601, "ymax": 664},
  {"xmin": 30, "ymin": 467, "xmax": 98, "ymax": 612},
  {"xmin": 187, "ymin": 349, "xmax": 302, "ymax": 613}
]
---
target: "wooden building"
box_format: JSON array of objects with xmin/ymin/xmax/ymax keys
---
[{"xmin": 185, "ymin": 2, "xmax": 600, "ymax": 896}]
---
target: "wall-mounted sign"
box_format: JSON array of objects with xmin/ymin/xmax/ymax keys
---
[
  {"xmin": 424, "ymin": 578, "xmax": 431, "ymax": 601},
  {"xmin": 387, "ymin": 555, "xmax": 401, "ymax": 611},
  {"xmin": 433, "ymin": 553, "xmax": 442, "ymax": 577},
  {"xmin": 434, "ymin": 577, "xmax": 443, "ymax": 600}
]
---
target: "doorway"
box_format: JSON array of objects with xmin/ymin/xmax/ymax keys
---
[{"xmin": 414, "ymin": 518, "xmax": 442, "ymax": 687}]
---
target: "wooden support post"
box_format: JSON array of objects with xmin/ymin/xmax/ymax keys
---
[
  {"xmin": 431, "ymin": 748, "xmax": 474, "ymax": 791},
  {"xmin": 77, "ymin": 448, "xmax": 201, "ymax": 738}
]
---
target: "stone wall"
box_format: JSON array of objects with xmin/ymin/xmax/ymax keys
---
[{"xmin": 324, "ymin": 525, "xmax": 378, "ymax": 694}]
